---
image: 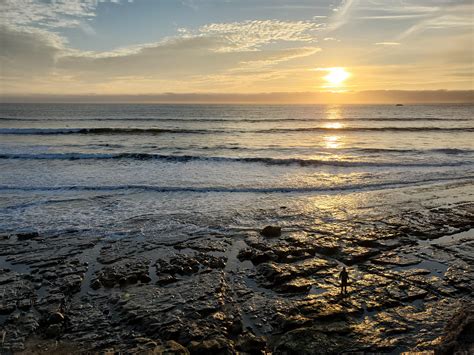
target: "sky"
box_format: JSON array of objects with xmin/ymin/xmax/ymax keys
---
[{"xmin": 0, "ymin": 0, "xmax": 473, "ymax": 102}]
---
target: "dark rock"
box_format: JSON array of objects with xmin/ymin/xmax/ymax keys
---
[
  {"xmin": 60, "ymin": 274, "xmax": 83, "ymax": 293},
  {"xmin": 126, "ymin": 274, "xmax": 138, "ymax": 284},
  {"xmin": 0, "ymin": 302, "xmax": 16, "ymax": 314},
  {"xmin": 18, "ymin": 298, "xmax": 32, "ymax": 310},
  {"xmin": 128, "ymin": 337, "xmax": 182, "ymax": 353},
  {"xmin": 139, "ymin": 274, "xmax": 152, "ymax": 283},
  {"xmin": 237, "ymin": 248, "xmax": 276, "ymax": 265},
  {"xmin": 339, "ymin": 246, "xmax": 380, "ymax": 265},
  {"xmin": 47, "ymin": 312, "xmax": 65, "ymax": 325},
  {"xmin": 156, "ymin": 274, "xmax": 178, "ymax": 285},
  {"xmin": 436, "ymin": 303, "xmax": 474, "ymax": 355},
  {"xmin": 156, "ymin": 253, "xmax": 226, "ymax": 276},
  {"xmin": 276, "ymin": 278, "xmax": 312, "ymax": 293},
  {"xmin": 188, "ymin": 337, "xmax": 234, "ymax": 355},
  {"xmin": 43, "ymin": 271, "xmax": 57, "ymax": 280},
  {"xmin": 256, "ymin": 259, "xmax": 334, "ymax": 289},
  {"xmin": 45, "ymin": 324, "xmax": 62, "ymax": 338},
  {"xmin": 277, "ymin": 314, "xmax": 312, "ymax": 331},
  {"xmin": 273, "ymin": 327, "xmax": 353, "ymax": 354},
  {"xmin": 260, "ymin": 226, "xmax": 281, "ymax": 238},
  {"xmin": 96, "ymin": 259, "xmax": 149, "ymax": 288},
  {"xmin": 16, "ymin": 232, "xmax": 39, "ymax": 240},
  {"xmin": 119, "ymin": 277, "xmax": 127, "ymax": 287},
  {"xmin": 163, "ymin": 340, "xmax": 190, "ymax": 354},
  {"xmin": 236, "ymin": 332, "xmax": 267, "ymax": 354},
  {"xmin": 372, "ymin": 253, "xmax": 421, "ymax": 266},
  {"xmin": 315, "ymin": 241, "xmax": 339, "ymax": 256},
  {"xmin": 90, "ymin": 278, "xmax": 102, "ymax": 290}
]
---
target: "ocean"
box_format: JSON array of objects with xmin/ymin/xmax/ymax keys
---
[
  {"xmin": 0, "ymin": 103, "xmax": 473, "ymax": 239},
  {"xmin": 1, "ymin": 103, "xmax": 474, "ymax": 352}
]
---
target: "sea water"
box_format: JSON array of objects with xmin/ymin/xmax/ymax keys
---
[{"xmin": 0, "ymin": 103, "xmax": 473, "ymax": 240}]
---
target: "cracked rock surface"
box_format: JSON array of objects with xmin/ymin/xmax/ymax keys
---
[{"xmin": 1, "ymin": 185, "xmax": 473, "ymax": 354}]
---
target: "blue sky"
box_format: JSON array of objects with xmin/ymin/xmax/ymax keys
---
[
  {"xmin": 65, "ymin": 0, "xmax": 335, "ymax": 51},
  {"xmin": 1, "ymin": 0, "xmax": 472, "ymax": 97}
]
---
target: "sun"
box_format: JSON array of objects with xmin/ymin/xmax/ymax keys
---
[{"xmin": 323, "ymin": 68, "xmax": 350, "ymax": 86}]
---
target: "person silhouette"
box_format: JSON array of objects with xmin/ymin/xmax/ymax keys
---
[{"xmin": 340, "ymin": 267, "xmax": 348, "ymax": 295}]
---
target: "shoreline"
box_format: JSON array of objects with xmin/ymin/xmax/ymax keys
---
[{"xmin": 1, "ymin": 200, "xmax": 473, "ymax": 354}]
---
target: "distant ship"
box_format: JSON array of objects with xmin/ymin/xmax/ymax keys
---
[{"xmin": 396, "ymin": 104, "xmax": 404, "ymax": 106}]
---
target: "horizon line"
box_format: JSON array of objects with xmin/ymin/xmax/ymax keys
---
[{"xmin": 1, "ymin": 90, "xmax": 473, "ymax": 104}]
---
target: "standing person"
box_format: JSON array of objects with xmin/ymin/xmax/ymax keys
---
[{"xmin": 340, "ymin": 267, "xmax": 348, "ymax": 295}]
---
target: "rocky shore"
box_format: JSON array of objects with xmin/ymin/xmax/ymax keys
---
[{"xmin": 1, "ymin": 199, "xmax": 473, "ymax": 354}]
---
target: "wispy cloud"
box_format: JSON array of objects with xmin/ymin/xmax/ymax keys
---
[
  {"xmin": 375, "ymin": 42, "xmax": 400, "ymax": 46},
  {"xmin": 326, "ymin": 0, "xmax": 358, "ymax": 32},
  {"xmin": 398, "ymin": 13, "xmax": 473, "ymax": 40},
  {"xmin": 181, "ymin": 19, "xmax": 323, "ymax": 52},
  {"xmin": 0, "ymin": 0, "xmax": 99, "ymax": 29}
]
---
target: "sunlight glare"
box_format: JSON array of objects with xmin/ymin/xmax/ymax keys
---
[
  {"xmin": 323, "ymin": 68, "xmax": 350, "ymax": 86},
  {"xmin": 324, "ymin": 122, "xmax": 344, "ymax": 129},
  {"xmin": 323, "ymin": 135, "xmax": 341, "ymax": 149},
  {"xmin": 326, "ymin": 106, "xmax": 342, "ymax": 120}
]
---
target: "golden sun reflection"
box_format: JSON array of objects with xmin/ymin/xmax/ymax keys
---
[
  {"xmin": 323, "ymin": 135, "xmax": 342, "ymax": 149},
  {"xmin": 324, "ymin": 122, "xmax": 344, "ymax": 129},
  {"xmin": 325, "ymin": 106, "xmax": 342, "ymax": 120}
]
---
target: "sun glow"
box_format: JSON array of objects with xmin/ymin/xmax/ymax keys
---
[
  {"xmin": 323, "ymin": 68, "xmax": 350, "ymax": 86},
  {"xmin": 323, "ymin": 135, "xmax": 342, "ymax": 149},
  {"xmin": 324, "ymin": 122, "xmax": 344, "ymax": 129}
]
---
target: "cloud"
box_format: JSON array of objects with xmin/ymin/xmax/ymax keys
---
[
  {"xmin": 0, "ymin": 0, "xmax": 98, "ymax": 29},
  {"xmin": 0, "ymin": 7, "xmax": 324, "ymax": 89},
  {"xmin": 375, "ymin": 42, "xmax": 400, "ymax": 46},
  {"xmin": 0, "ymin": 25, "xmax": 65, "ymax": 77},
  {"xmin": 180, "ymin": 0, "xmax": 198, "ymax": 11},
  {"xmin": 326, "ymin": 0, "xmax": 358, "ymax": 32},
  {"xmin": 188, "ymin": 19, "xmax": 323, "ymax": 52},
  {"xmin": 398, "ymin": 13, "xmax": 473, "ymax": 40},
  {"xmin": 58, "ymin": 37, "xmax": 320, "ymax": 81},
  {"xmin": 323, "ymin": 37, "xmax": 340, "ymax": 42},
  {"xmin": 229, "ymin": 47, "xmax": 321, "ymax": 72}
]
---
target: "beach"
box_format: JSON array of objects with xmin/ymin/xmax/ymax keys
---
[{"xmin": 0, "ymin": 103, "xmax": 473, "ymax": 353}]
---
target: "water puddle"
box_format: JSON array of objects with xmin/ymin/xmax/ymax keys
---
[
  {"xmin": 394, "ymin": 256, "xmax": 448, "ymax": 277},
  {"xmin": 419, "ymin": 228, "xmax": 474, "ymax": 246},
  {"xmin": 309, "ymin": 285, "xmax": 327, "ymax": 296}
]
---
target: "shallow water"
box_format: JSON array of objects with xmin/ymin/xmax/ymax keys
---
[{"xmin": 0, "ymin": 103, "xmax": 473, "ymax": 236}]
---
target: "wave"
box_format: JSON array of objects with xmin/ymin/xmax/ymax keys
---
[
  {"xmin": 1, "ymin": 126, "xmax": 473, "ymax": 135},
  {"xmin": 0, "ymin": 128, "xmax": 212, "ymax": 135},
  {"xmin": 0, "ymin": 176, "xmax": 472, "ymax": 194},
  {"xmin": 1, "ymin": 152, "xmax": 472, "ymax": 168},
  {"xmin": 354, "ymin": 148, "xmax": 473, "ymax": 155},
  {"xmin": 259, "ymin": 127, "xmax": 474, "ymax": 133},
  {"xmin": 0, "ymin": 117, "xmax": 471, "ymax": 122}
]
